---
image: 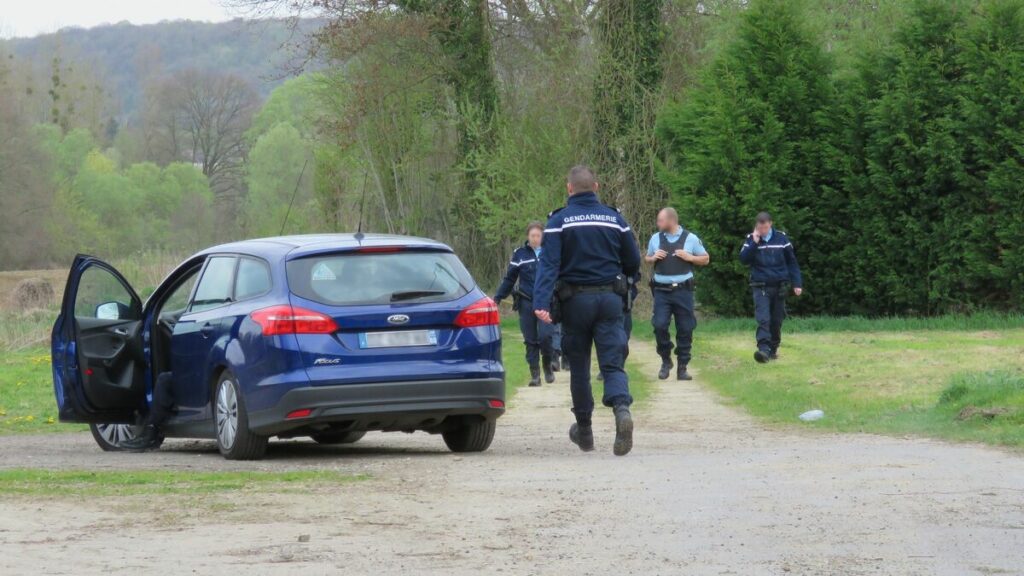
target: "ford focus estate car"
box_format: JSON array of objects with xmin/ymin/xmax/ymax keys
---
[{"xmin": 51, "ymin": 234, "xmax": 505, "ymax": 460}]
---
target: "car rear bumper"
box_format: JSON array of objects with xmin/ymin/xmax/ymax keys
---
[{"xmin": 247, "ymin": 377, "xmax": 505, "ymax": 436}]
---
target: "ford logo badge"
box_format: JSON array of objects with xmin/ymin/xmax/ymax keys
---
[{"xmin": 388, "ymin": 314, "xmax": 410, "ymax": 325}]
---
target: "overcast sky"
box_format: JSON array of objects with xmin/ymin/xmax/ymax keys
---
[{"xmin": 0, "ymin": 0, "xmax": 243, "ymax": 39}]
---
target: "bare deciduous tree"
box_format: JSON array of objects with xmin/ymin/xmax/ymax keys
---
[{"xmin": 141, "ymin": 69, "xmax": 259, "ymax": 229}]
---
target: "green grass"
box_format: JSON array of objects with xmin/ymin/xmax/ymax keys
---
[
  {"xmin": 0, "ymin": 347, "xmax": 83, "ymax": 434},
  {"xmin": 652, "ymin": 318, "xmax": 1024, "ymax": 447},
  {"xmin": 0, "ymin": 469, "xmax": 368, "ymax": 497}
]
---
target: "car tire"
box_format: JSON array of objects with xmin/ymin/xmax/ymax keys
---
[
  {"xmin": 214, "ymin": 371, "xmax": 268, "ymax": 460},
  {"xmin": 89, "ymin": 423, "xmax": 164, "ymax": 452},
  {"xmin": 310, "ymin": 431, "xmax": 366, "ymax": 445},
  {"xmin": 442, "ymin": 418, "xmax": 496, "ymax": 453}
]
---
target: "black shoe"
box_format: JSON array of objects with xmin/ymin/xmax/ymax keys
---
[
  {"xmin": 658, "ymin": 359, "xmax": 673, "ymax": 380},
  {"xmin": 551, "ymin": 354, "xmax": 561, "ymax": 373},
  {"xmin": 677, "ymin": 367, "xmax": 692, "ymax": 381},
  {"xmin": 561, "ymin": 356, "xmax": 570, "ymax": 371},
  {"xmin": 612, "ymin": 405, "xmax": 633, "ymax": 456},
  {"xmin": 529, "ymin": 365, "xmax": 541, "ymax": 387},
  {"xmin": 119, "ymin": 425, "xmax": 161, "ymax": 452},
  {"xmin": 754, "ymin": 350, "xmax": 770, "ymax": 364},
  {"xmin": 542, "ymin": 359, "xmax": 555, "ymax": 384},
  {"xmin": 569, "ymin": 423, "xmax": 595, "ymax": 452}
]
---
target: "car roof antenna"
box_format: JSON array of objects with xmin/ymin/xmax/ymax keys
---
[
  {"xmin": 354, "ymin": 171, "xmax": 369, "ymax": 243},
  {"xmin": 279, "ymin": 158, "xmax": 309, "ymax": 236}
]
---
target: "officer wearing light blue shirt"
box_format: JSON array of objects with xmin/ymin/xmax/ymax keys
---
[{"xmin": 645, "ymin": 207, "xmax": 709, "ymax": 381}]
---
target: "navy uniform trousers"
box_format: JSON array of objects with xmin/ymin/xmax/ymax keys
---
[
  {"xmin": 752, "ymin": 284, "xmax": 786, "ymax": 354},
  {"xmin": 518, "ymin": 299, "xmax": 554, "ymax": 368},
  {"xmin": 561, "ymin": 291, "xmax": 632, "ymax": 423},
  {"xmin": 651, "ymin": 287, "xmax": 696, "ymax": 367}
]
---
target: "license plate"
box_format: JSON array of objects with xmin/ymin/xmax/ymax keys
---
[{"xmin": 359, "ymin": 329, "xmax": 438, "ymax": 349}]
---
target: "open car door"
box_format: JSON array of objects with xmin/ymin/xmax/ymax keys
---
[{"xmin": 52, "ymin": 255, "xmax": 147, "ymax": 423}]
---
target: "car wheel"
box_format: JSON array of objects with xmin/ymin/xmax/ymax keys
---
[
  {"xmin": 89, "ymin": 423, "xmax": 164, "ymax": 452},
  {"xmin": 214, "ymin": 371, "xmax": 268, "ymax": 460},
  {"xmin": 311, "ymin": 431, "xmax": 366, "ymax": 445},
  {"xmin": 442, "ymin": 418, "xmax": 496, "ymax": 453}
]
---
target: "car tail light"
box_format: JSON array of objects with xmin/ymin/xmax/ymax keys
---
[
  {"xmin": 250, "ymin": 305, "xmax": 338, "ymax": 336},
  {"xmin": 454, "ymin": 297, "xmax": 500, "ymax": 328},
  {"xmin": 286, "ymin": 408, "xmax": 313, "ymax": 419},
  {"xmin": 488, "ymin": 399, "xmax": 505, "ymax": 409}
]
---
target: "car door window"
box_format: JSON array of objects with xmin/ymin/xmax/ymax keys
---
[
  {"xmin": 75, "ymin": 266, "xmax": 140, "ymax": 321},
  {"xmin": 234, "ymin": 258, "xmax": 271, "ymax": 301},
  {"xmin": 162, "ymin": 270, "xmax": 200, "ymax": 315},
  {"xmin": 190, "ymin": 257, "xmax": 237, "ymax": 313}
]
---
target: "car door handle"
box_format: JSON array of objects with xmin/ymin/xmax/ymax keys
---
[
  {"xmin": 113, "ymin": 327, "xmax": 128, "ymax": 336},
  {"xmin": 200, "ymin": 323, "xmax": 215, "ymax": 338}
]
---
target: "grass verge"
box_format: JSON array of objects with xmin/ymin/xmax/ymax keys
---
[
  {"xmin": 638, "ymin": 317, "xmax": 1024, "ymax": 447},
  {"xmin": 0, "ymin": 347, "xmax": 84, "ymax": 434},
  {"xmin": 0, "ymin": 468, "xmax": 369, "ymax": 497}
]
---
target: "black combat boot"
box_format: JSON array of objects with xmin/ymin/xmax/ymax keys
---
[
  {"xmin": 529, "ymin": 365, "xmax": 541, "ymax": 387},
  {"xmin": 542, "ymin": 356, "xmax": 555, "ymax": 384},
  {"xmin": 550, "ymin": 352, "xmax": 561, "ymax": 372},
  {"xmin": 658, "ymin": 357, "xmax": 673, "ymax": 380},
  {"xmin": 612, "ymin": 405, "xmax": 633, "ymax": 456},
  {"xmin": 754, "ymin": 350, "xmax": 770, "ymax": 364},
  {"xmin": 569, "ymin": 423, "xmax": 595, "ymax": 452},
  {"xmin": 677, "ymin": 365, "xmax": 692, "ymax": 381},
  {"xmin": 561, "ymin": 355, "xmax": 570, "ymax": 371},
  {"xmin": 119, "ymin": 425, "xmax": 162, "ymax": 452}
]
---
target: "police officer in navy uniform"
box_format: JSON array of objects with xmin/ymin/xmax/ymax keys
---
[
  {"xmin": 646, "ymin": 207, "xmax": 709, "ymax": 381},
  {"xmin": 494, "ymin": 221, "xmax": 556, "ymax": 386},
  {"xmin": 534, "ymin": 165, "xmax": 642, "ymax": 456},
  {"xmin": 739, "ymin": 212, "xmax": 803, "ymax": 363}
]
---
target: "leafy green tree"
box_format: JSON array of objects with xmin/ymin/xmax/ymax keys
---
[
  {"xmin": 657, "ymin": 0, "xmax": 842, "ymax": 315},
  {"xmin": 243, "ymin": 122, "xmax": 315, "ymax": 237}
]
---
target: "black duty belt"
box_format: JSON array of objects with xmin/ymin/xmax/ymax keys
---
[
  {"xmin": 750, "ymin": 281, "xmax": 788, "ymax": 289},
  {"xmin": 572, "ymin": 284, "xmax": 616, "ymax": 294},
  {"xmin": 651, "ymin": 279, "xmax": 694, "ymax": 292}
]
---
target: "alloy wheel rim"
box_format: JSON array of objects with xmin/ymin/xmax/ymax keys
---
[
  {"xmin": 216, "ymin": 380, "xmax": 239, "ymax": 449},
  {"xmin": 97, "ymin": 423, "xmax": 139, "ymax": 447}
]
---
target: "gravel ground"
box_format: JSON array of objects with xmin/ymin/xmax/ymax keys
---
[{"xmin": 1, "ymin": 338, "xmax": 1022, "ymax": 575}]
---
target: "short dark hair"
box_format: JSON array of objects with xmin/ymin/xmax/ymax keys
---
[
  {"xmin": 756, "ymin": 211, "xmax": 772, "ymax": 224},
  {"xmin": 567, "ymin": 165, "xmax": 597, "ymax": 192},
  {"xmin": 526, "ymin": 221, "xmax": 544, "ymax": 234}
]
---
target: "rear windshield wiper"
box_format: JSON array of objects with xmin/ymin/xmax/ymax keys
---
[{"xmin": 390, "ymin": 290, "xmax": 446, "ymax": 302}]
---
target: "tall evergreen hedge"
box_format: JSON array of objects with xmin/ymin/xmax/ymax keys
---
[{"xmin": 657, "ymin": 0, "xmax": 1024, "ymax": 316}]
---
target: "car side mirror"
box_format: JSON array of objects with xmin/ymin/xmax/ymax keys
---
[{"xmin": 95, "ymin": 301, "xmax": 126, "ymax": 320}]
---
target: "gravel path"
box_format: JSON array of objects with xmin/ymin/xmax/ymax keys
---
[{"xmin": 1, "ymin": 338, "xmax": 1022, "ymax": 575}]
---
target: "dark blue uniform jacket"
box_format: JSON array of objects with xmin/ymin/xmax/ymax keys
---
[
  {"xmin": 739, "ymin": 229, "xmax": 803, "ymax": 288},
  {"xmin": 495, "ymin": 242, "xmax": 540, "ymax": 302},
  {"xmin": 533, "ymin": 191, "xmax": 641, "ymax": 311}
]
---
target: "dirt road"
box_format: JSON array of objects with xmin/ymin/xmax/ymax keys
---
[{"xmin": 1, "ymin": 338, "xmax": 1023, "ymax": 575}]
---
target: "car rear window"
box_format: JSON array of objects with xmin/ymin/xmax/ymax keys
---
[{"xmin": 287, "ymin": 250, "xmax": 474, "ymax": 306}]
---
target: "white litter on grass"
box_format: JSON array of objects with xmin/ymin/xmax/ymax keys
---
[{"xmin": 799, "ymin": 409, "xmax": 825, "ymax": 422}]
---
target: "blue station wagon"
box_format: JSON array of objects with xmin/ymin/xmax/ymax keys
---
[{"xmin": 51, "ymin": 234, "xmax": 505, "ymax": 460}]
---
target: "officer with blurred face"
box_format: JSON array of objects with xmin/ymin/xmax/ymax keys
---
[
  {"xmin": 646, "ymin": 207, "xmax": 709, "ymax": 381},
  {"xmin": 739, "ymin": 212, "xmax": 803, "ymax": 363},
  {"xmin": 494, "ymin": 221, "xmax": 555, "ymax": 386},
  {"xmin": 534, "ymin": 165, "xmax": 641, "ymax": 456}
]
